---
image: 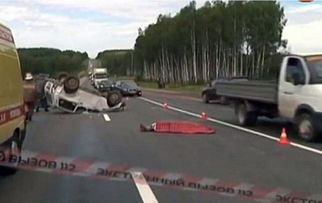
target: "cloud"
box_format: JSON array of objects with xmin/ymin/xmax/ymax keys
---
[
  {"xmin": 1, "ymin": 0, "xmax": 322, "ymax": 57},
  {"xmin": 282, "ymin": 2, "xmax": 322, "ymax": 54},
  {"xmin": 283, "ymin": 19, "xmax": 322, "ymax": 54},
  {"xmin": 1, "ymin": 0, "xmax": 209, "ymax": 57},
  {"xmin": 284, "ymin": 3, "xmax": 322, "ymax": 25}
]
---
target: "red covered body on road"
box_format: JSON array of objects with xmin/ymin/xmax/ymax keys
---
[{"xmin": 153, "ymin": 121, "xmax": 215, "ymax": 134}]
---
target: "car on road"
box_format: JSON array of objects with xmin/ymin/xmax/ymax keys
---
[
  {"xmin": 0, "ymin": 23, "xmax": 26, "ymax": 175},
  {"xmin": 202, "ymin": 77, "xmax": 248, "ymax": 104},
  {"xmin": 97, "ymin": 80, "xmax": 120, "ymax": 93},
  {"xmin": 115, "ymin": 80, "xmax": 142, "ymax": 96},
  {"xmin": 44, "ymin": 74, "xmax": 125, "ymax": 113}
]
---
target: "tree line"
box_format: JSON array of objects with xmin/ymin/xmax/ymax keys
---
[
  {"xmin": 95, "ymin": 49, "xmax": 134, "ymax": 76},
  {"xmin": 133, "ymin": 0, "xmax": 287, "ymax": 84},
  {"xmin": 18, "ymin": 48, "xmax": 89, "ymax": 77}
]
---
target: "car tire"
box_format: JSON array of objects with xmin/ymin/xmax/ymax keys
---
[
  {"xmin": 57, "ymin": 72, "xmax": 69, "ymax": 82},
  {"xmin": 137, "ymin": 91, "xmax": 142, "ymax": 97},
  {"xmin": 0, "ymin": 133, "xmax": 21, "ymax": 176},
  {"xmin": 296, "ymin": 113, "xmax": 319, "ymax": 142},
  {"xmin": 107, "ymin": 90, "xmax": 122, "ymax": 107},
  {"xmin": 235, "ymin": 103, "xmax": 257, "ymax": 126},
  {"xmin": 202, "ymin": 93, "xmax": 209, "ymax": 103},
  {"xmin": 64, "ymin": 76, "xmax": 80, "ymax": 94}
]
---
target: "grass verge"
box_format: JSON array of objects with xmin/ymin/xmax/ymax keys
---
[{"xmin": 137, "ymin": 81, "xmax": 204, "ymax": 95}]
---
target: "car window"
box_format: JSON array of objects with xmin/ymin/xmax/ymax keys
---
[{"xmin": 285, "ymin": 58, "xmax": 305, "ymax": 83}]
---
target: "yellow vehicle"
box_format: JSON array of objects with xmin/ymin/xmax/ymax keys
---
[{"xmin": 0, "ymin": 23, "xmax": 26, "ymax": 175}]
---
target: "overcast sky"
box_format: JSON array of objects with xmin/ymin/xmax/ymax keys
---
[{"xmin": 1, "ymin": 0, "xmax": 322, "ymax": 57}]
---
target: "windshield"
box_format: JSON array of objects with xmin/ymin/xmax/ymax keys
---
[
  {"xmin": 307, "ymin": 56, "xmax": 322, "ymax": 84},
  {"xmin": 95, "ymin": 74, "xmax": 108, "ymax": 79},
  {"xmin": 122, "ymin": 81, "xmax": 138, "ymax": 88},
  {"xmin": 3, "ymin": 1, "xmax": 322, "ymax": 203}
]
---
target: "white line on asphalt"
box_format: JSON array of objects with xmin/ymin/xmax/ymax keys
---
[
  {"xmin": 103, "ymin": 114, "xmax": 111, "ymax": 122},
  {"xmin": 131, "ymin": 172, "xmax": 159, "ymax": 203},
  {"xmin": 140, "ymin": 97, "xmax": 322, "ymax": 156}
]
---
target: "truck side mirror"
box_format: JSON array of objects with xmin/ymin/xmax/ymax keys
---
[
  {"xmin": 292, "ymin": 72, "xmax": 302, "ymax": 86},
  {"xmin": 208, "ymin": 81, "xmax": 212, "ymax": 87}
]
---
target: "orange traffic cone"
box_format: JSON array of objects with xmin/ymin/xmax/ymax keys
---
[
  {"xmin": 279, "ymin": 128, "xmax": 289, "ymax": 145},
  {"xmin": 163, "ymin": 103, "xmax": 168, "ymax": 109},
  {"xmin": 201, "ymin": 112, "xmax": 207, "ymax": 120}
]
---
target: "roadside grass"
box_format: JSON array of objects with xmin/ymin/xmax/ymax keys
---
[
  {"xmin": 137, "ymin": 81, "xmax": 204, "ymax": 95},
  {"xmin": 106, "ymin": 76, "xmax": 205, "ymax": 94},
  {"xmin": 78, "ymin": 70, "xmax": 87, "ymax": 78}
]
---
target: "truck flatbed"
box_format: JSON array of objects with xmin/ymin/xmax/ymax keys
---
[{"xmin": 216, "ymin": 80, "xmax": 278, "ymax": 104}]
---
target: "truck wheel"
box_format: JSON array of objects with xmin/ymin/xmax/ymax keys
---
[
  {"xmin": 236, "ymin": 103, "xmax": 257, "ymax": 126},
  {"xmin": 297, "ymin": 113, "xmax": 319, "ymax": 142},
  {"xmin": 107, "ymin": 91, "xmax": 122, "ymax": 107},
  {"xmin": 0, "ymin": 133, "xmax": 21, "ymax": 176},
  {"xmin": 202, "ymin": 94, "xmax": 209, "ymax": 103},
  {"xmin": 64, "ymin": 76, "xmax": 80, "ymax": 94}
]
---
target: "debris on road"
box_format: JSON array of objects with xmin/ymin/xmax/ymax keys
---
[{"xmin": 140, "ymin": 121, "xmax": 215, "ymax": 134}]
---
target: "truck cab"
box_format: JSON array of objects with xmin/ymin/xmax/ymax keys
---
[
  {"xmin": 92, "ymin": 68, "xmax": 108, "ymax": 88},
  {"xmin": 278, "ymin": 55, "xmax": 322, "ymax": 141}
]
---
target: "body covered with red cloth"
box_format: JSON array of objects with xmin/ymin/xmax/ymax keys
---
[{"xmin": 152, "ymin": 121, "xmax": 215, "ymax": 134}]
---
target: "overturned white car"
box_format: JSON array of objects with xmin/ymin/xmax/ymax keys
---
[{"xmin": 44, "ymin": 74, "xmax": 125, "ymax": 113}]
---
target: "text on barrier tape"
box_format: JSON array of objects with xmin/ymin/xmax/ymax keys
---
[{"xmin": 1, "ymin": 149, "xmax": 322, "ymax": 203}]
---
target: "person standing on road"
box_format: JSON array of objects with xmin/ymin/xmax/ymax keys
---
[
  {"xmin": 23, "ymin": 73, "xmax": 37, "ymax": 121},
  {"xmin": 35, "ymin": 75, "xmax": 49, "ymax": 112}
]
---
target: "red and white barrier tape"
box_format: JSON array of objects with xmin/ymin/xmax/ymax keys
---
[{"xmin": 1, "ymin": 149, "xmax": 321, "ymax": 203}]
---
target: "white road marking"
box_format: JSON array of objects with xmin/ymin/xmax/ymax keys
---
[
  {"xmin": 103, "ymin": 114, "xmax": 111, "ymax": 122},
  {"xmin": 131, "ymin": 172, "xmax": 159, "ymax": 203},
  {"xmin": 140, "ymin": 97, "xmax": 322, "ymax": 156}
]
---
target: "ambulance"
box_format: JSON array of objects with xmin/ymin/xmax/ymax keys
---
[{"xmin": 0, "ymin": 23, "xmax": 26, "ymax": 175}]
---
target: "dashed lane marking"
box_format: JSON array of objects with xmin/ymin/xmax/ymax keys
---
[
  {"xmin": 103, "ymin": 114, "xmax": 111, "ymax": 122},
  {"xmin": 131, "ymin": 172, "xmax": 159, "ymax": 203}
]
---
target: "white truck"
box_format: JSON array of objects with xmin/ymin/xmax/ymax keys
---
[
  {"xmin": 92, "ymin": 68, "xmax": 108, "ymax": 89},
  {"xmin": 215, "ymin": 54, "xmax": 322, "ymax": 141}
]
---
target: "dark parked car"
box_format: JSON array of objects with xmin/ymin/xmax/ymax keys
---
[
  {"xmin": 201, "ymin": 80, "xmax": 219, "ymax": 103},
  {"xmin": 97, "ymin": 80, "xmax": 119, "ymax": 92},
  {"xmin": 201, "ymin": 77, "xmax": 248, "ymax": 104},
  {"xmin": 115, "ymin": 80, "xmax": 142, "ymax": 96}
]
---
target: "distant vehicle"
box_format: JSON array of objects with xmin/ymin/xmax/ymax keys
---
[
  {"xmin": 44, "ymin": 74, "xmax": 124, "ymax": 113},
  {"xmin": 115, "ymin": 80, "xmax": 142, "ymax": 96},
  {"xmin": 201, "ymin": 77, "xmax": 248, "ymax": 104},
  {"xmin": 0, "ymin": 23, "xmax": 26, "ymax": 175},
  {"xmin": 97, "ymin": 80, "xmax": 119, "ymax": 92},
  {"xmin": 92, "ymin": 68, "xmax": 108, "ymax": 88},
  {"xmin": 215, "ymin": 54, "xmax": 322, "ymax": 142}
]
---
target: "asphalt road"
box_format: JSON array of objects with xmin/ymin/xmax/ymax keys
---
[{"xmin": 1, "ymin": 80, "xmax": 322, "ymax": 203}]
